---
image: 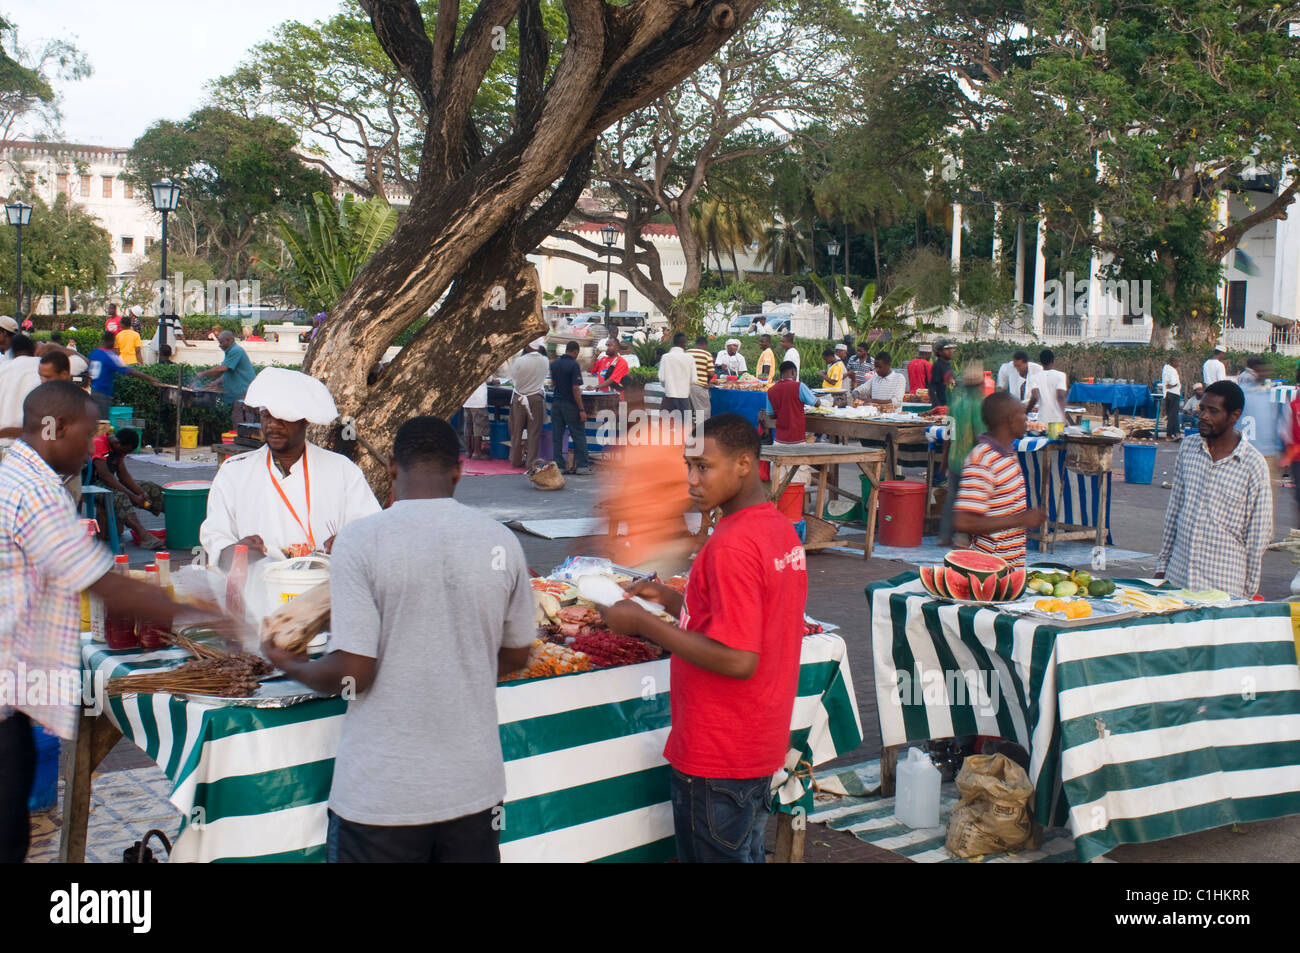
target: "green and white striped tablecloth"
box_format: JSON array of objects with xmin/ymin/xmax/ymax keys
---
[
  {"xmin": 869, "ymin": 573, "xmax": 1300, "ymax": 861},
  {"xmin": 83, "ymin": 631, "xmax": 860, "ymax": 862}
]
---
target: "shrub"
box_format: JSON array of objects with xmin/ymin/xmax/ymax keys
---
[{"xmin": 113, "ymin": 363, "xmax": 254, "ymax": 446}]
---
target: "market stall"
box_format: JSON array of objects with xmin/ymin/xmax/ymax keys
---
[
  {"xmin": 761, "ymin": 443, "xmax": 884, "ymax": 559},
  {"xmin": 708, "ymin": 385, "xmax": 767, "ymax": 425},
  {"xmin": 802, "ymin": 408, "xmax": 934, "ymax": 479},
  {"xmin": 869, "ymin": 567, "xmax": 1300, "ymax": 861},
  {"xmin": 63, "ymin": 564, "xmax": 862, "ymax": 863},
  {"xmin": 1066, "ymin": 381, "xmax": 1157, "ymax": 425}
]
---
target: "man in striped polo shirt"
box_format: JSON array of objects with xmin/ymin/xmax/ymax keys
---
[
  {"xmin": 685, "ymin": 335, "xmax": 713, "ymax": 422},
  {"xmin": 952, "ymin": 392, "xmax": 1045, "ymax": 567}
]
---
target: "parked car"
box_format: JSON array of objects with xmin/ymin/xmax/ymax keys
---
[{"xmin": 216, "ymin": 304, "xmax": 309, "ymax": 323}]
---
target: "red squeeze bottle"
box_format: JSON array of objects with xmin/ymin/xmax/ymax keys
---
[
  {"xmin": 137, "ymin": 565, "xmax": 168, "ymax": 650},
  {"xmin": 226, "ymin": 544, "xmax": 249, "ymax": 621},
  {"xmin": 104, "ymin": 555, "xmax": 139, "ymax": 650}
]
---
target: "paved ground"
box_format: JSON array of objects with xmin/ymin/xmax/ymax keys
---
[{"xmin": 95, "ymin": 438, "xmax": 1300, "ymax": 862}]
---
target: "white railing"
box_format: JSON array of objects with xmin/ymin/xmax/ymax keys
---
[
  {"xmin": 940, "ymin": 307, "xmax": 1157, "ymax": 346},
  {"xmin": 1223, "ymin": 327, "xmax": 1300, "ymax": 356}
]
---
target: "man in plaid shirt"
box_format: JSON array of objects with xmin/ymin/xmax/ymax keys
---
[
  {"xmin": 1, "ymin": 381, "xmax": 191, "ymax": 862},
  {"xmin": 1156, "ymin": 380, "xmax": 1273, "ymax": 598}
]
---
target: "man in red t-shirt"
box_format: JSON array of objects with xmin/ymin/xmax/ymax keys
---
[
  {"xmin": 104, "ymin": 303, "xmax": 121, "ymax": 335},
  {"xmin": 764, "ymin": 361, "xmax": 817, "ymax": 445},
  {"xmin": 589, "ymin": 338, "xmax": 629, "ymax": 394},
  {"xmin": 598, "ymin": 413, "xmax": 807, "ymax": 862},
  {"xmin": 907, "ymin": 343, "xmax": 933, "ymax": 395}
]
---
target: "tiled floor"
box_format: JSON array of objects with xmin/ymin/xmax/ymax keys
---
[{"xmin": 27, "ymin": 764, "xmax": 182, "ymax": 864}]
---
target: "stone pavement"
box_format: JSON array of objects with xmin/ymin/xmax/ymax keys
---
[{"xmin": 76, "ymin": 441, "xmax": 1300, "ymax": 863}]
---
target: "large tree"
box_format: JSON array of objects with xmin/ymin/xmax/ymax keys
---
[
  {"xmin": 0, "ymin": 16, "xmax": 91, "ymax": 141},
  {"xmin": 0, "ymin": 192, "xmax": 112, "ymax": 313},
  {"xmin": 126, "ymin": 107, "xmax": 332, "ymax": 279},
  {"xmin": 302, "ymin": 0, "xmax": 765, "ymax": 489},
  {"xmin": 905, "ymin": 0, "xmax": 1300, "ymax": 344},
  {"xmin": 545, "ymin": 0, "xmax": 840, "ymax": 315}
]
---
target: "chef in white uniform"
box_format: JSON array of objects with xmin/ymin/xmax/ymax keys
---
[{"xmin": 200, "ymin": 368, "xmax": 381, "ymax": 568}]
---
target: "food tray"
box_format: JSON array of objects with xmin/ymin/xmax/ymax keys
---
[
  {"xmin": 997, "ymin": 598, "xmax": 1141, "ymax": 627},
  {"xmin": 171, "ymin": 677, "xmax": 336, "ymax": 708}
]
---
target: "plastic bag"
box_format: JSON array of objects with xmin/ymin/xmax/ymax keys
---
[{"xmin": 945, "ymin": 753, "xmax": 1039, "ymax": 858}]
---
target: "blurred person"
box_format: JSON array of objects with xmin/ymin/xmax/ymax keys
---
[
  {"xmin": 0, "ymin": 314, "xmax": 16, "ymax": 366},
  {"xmin": 595, "ymin": 375, "xmax": 696, "ymax": 577},
  {"xmin": 462, "ymin": 379, "xmax": 491, "ymax": 460},
  {"xmin": 507, "ymin": 338, "xmax": 549, "ymax": 468},
  {"xmin": 1236, "ymin": 355, "xmax": 1283, "ymax": 485},
  {"xmin": 907, "ymin": 342, "xmax": 933, "ymax": 396},
  {"xmin": 937, "ymin": 366, "xmax": 989, "ymax": 546},
  {"xmin": 1025, "ymin": 349, "xmax": 1068, "ymax": 424},
  {"xmin": 928, "ymin": 339, "xmax": 955, "ymax": 408},
  {"xmin": 1157, "ymin": 381, "xmax": 1271, "ymax": 598},
  {"xmin": 755, "ymin": 334, "xmax": 778, "ymax": 383},
  {"xmin": 995, "ymin": 350, "xmax": 1041, "ymax": 401},
  {"xmin": 686, "ymin": 335, "xmax": 713, "ymax": 422},
  {"xmin": 659, "ymin": 332, "xmax": 696, "ymax": 415},
  {"xmin": 0, "ymin": 334, "xmax": 40, "ymax": 445},
  {"xmin": 103, "ymin": 303, "xmax": 121, "ymax": 335},
  {"xmin": 114, "ymin": 318, "xmax": 143, "ymax": 365},
  {"xmin": 37, "ymin": 351, "xmax": 71, "ymax": 383},
  {"xmin": 87, "ymin": 330, "xmax": 161, "ymax": 419}
]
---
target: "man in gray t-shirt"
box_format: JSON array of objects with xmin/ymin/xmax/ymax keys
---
[{"xmin": 264, "ymin": 416, "xmax": 533, "ymax": 862}]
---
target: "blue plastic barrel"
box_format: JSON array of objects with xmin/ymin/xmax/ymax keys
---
[
  {"xmin": 489, "ymin": 419, "xmax": 510, "ymax": 460},
  {"xmin": 1123, "ymin": 443, "xmax": 1157, "ymax": 484},
  {"xmin": 28, "ymin": 725, "xmax": 60, "ymax": 812}
]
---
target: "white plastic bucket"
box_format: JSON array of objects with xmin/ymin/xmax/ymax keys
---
[{"xmin": 260, "ymin": 555, "xmax": 330, "ymax": 606}]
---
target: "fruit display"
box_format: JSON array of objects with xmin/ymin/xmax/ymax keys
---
[
  {"xmin": 1033, "ymin": 598, "xmax": 1093, "ymax": 619},
  {"xmin": 918, "ymin": 550, "xmax": 1025, "ymax": 603},
  {"xmin": 1113, "ymin": 589, "xmax": 1188, "ymax": 613},
  {"xmin": 1024, "ymin": 568, "xmax": 1115, "ymax": 599}
]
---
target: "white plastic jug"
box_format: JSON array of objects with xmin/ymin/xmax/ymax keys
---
[{"xmin": 894, "ymin": 747, "xmax": 941, "ymax": 829}]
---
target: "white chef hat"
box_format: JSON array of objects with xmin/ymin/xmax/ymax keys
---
[
  {"xmin": 243, "ymin": 367, "xmax": 339, "ymax": 424},
  {"xmin": 530, "ymin": 337, "xmax": 547, "ymax": 350},
  {"xmin": 725, "ymin": 338, "xmax": 741, "ymax": 347}
]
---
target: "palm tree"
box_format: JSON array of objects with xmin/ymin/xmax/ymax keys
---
[
  {"xmin": 277, "ymin": 191, "xmax": 398, "ymax": 314},
  {"xmin": 691, "ymin": 190, "xmax": 767, "ymax": 279}
]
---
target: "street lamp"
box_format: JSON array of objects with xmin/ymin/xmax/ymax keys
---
[
  {"xmin": 5, "ymin": 201, "xmax": 33, "ymax": 318},
  {"xmin": 826, "ymin": 238, "xmax": 841, "ymax": 339},
  {"xmin": 151, "ymin": 180, "xmax": 183, "ymax": 459},
  {"xmin": 601, "ymin": 224, "xmax": 618, "ymax": 329}
]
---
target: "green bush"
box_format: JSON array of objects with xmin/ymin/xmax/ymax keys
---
[
  {"xmin": 113, "ymin": 363, "xmax": 241, "ymax": 447},
  {"xmin": 627, "ymin": 365, "xmax": 659, "ymax": 384}
]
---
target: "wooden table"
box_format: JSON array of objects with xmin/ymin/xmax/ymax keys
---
[
  {"xmin": 1022, "ymin": 439, "xmax": 1115, "ymax": 553},
  {"xmin": 761, "ymin": 443, "xmax": 886, "ymax": 558},
  {"xmin": 800, "ymin": 413, "xmax": 933, "ymax": 478}
]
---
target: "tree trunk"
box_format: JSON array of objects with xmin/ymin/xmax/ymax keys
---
[
  {"xmin": 301, "ymin": 0, "xmax": 758, "ymax": 493},
  {"xmin": 871, "ymin": 222, "xmax": 881, "ymax": 281}
]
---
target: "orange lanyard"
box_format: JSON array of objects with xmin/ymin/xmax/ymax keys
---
[{"xmin": 266, "ymin": 449, "xmax": 314, "ymax": 550}]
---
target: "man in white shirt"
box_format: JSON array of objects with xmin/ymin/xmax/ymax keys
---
[
  {"xmin": 996, "ymin": 350, "xmax": 1042, "ymax": 401},
  {"xmin": 1160, "ymin": 356, "xmax": 1182, "ymax": 442},
  {"xmin": 199, "ymin": 368, "xmax": 381, "ymax": 568},
  {"xmin": 714, "ymin": 338, "xmax": 747, "ymax": 377},
  {"xmin": 1025, "ymin": 349, "xmax": 1069, "ymax": 424},
  {"xmin": 781, "ymin": 332, "xmax": 801, "ymax": 375},
  {"xmin": 658, "ymin": 332, "xmax": 696, "ymax": 415},
  {"xmin": 0, "ymin": 334, "xmax": 40, "ymax": 446},
  {"xmin": 462, "ymin": 380, "xmax": 490, "ymax": 459},
  {"xmin": 506, "ymin": 338, "xmax": 550, "ymax": 469},
  {"xmin": 0, "ymin": 315, "xmax": 16, "ymax": 366},
  {"xmin": 850, "ymin": 352, "xmax": 907, "ymax": 409},
  {"xmin": 1203, "ymin": 346, "xmax": 1226, "ymax": 386}
]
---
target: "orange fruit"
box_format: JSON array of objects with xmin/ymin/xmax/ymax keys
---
[{"xmin": 1065, "ymin": 601, "xmax": 1093, "ymax": 619}]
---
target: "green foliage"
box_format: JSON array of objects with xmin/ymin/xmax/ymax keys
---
[
  {"xmin": 630, "ymin": 339, "xmax": 663, "ymax": 367},
  {"xmin": 278, "ymin": 191, "xmax": 398, "ymax": 313},
  {"xmin": 112, "ymin": 363, "xmax": 237, "ymax": 446},
  {"xmin": 0, "ymin": 17, "xmax": 92, "ymax": 139},
  {"xmin": 0, "ymin": 192, "xmax": 111, "ymax": 313},
  {"xmin": 542, "ymin": 285, "xmax": 574, "ymax": 305},
  {"xmin": 627, "ymin": 365, "xmax": 660, "ymax": 385},
  {"xmin": 807, "ymin": 272, "xmax": 935, "ymax": 368}
]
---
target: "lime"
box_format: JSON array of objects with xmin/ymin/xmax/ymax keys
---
[
  {"xmin": 1053, "ymin": 581, "xmax": 1079, "ymax": 597},
  {"xmin": 1088, "ymin": 579, "xmax": 1108, "ymax": 597}
]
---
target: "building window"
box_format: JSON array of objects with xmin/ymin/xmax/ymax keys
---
[
  {"xmin": 583, "ymin": 283, "xmax": 599, "ymax": 309},
  {"xmin": 618, "ymin": 290, "xmax": 628, "ymax": 311},
  {"xmin": 1226, "ymin": 281, "xmax": 1247, "ymax": 329},
  {"xmin": 145, "ymin": 236, "xmax": 155, "ymax": 252},
  {"xmin": 57, "ymin": 172, "xmax": 69, "ymax": 194},
  {"xmin": 121, "ymin": 236, "xmax": 134, "ymax": 255},
  {"xmin": 124, "ymin": 180, "xmax": 134, "ymax": 200},
  {"xmin": 80, "ymin": 175, "xmax": 91, "ymax": 197},
  {"xmin": 102, "ymin": 176, "xmax": 113, "ymax": 198}
]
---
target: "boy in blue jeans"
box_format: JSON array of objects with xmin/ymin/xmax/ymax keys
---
[{"xmin": 598, "ymin": 413, "xmax": 807, "ymax": 861}]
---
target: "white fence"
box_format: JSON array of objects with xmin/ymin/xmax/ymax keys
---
[
  {"xmin": 1223, "ymin": 326, "xmax": 1300, "ymax": 356},
  {"xmin": 937, "ymin": 307, "xmax": 1156, "ymax": 346}
]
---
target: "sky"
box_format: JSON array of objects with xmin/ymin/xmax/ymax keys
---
[{"xmin": 10, "ymin": 1, "xmax": 341, "ymax": 147}]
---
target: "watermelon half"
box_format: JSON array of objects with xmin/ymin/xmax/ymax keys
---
[
  {"xmin": 944, "ymin": 549, "xmax": 1010, "ymax": 583},
  {"xmin": 970, "ymin": 573, "xmax": 999, "ymax": 602},
  {"xmin": 1002, "ymin": 567, "xmax": 1026, "ymax": 601},
  {"xmin": 943, "ymin": 567, "xmax": 973, "ymax": 601},
  {"xmin": 918, "ymin": 565, "xmax": 938, "ymax": 596}
]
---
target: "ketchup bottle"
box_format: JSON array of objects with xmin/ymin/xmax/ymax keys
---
[
  {"xmin": 136, "ymin": 564, "xmax": 168, "ymax": 650},
  {"xmin": 104, "ymin": 555, "xmax": 139, "ymax": 650}
]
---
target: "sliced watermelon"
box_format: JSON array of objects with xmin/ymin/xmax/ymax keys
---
[
  {"xmin": 932, "ymin": 566, "xmax": 951, "ymax": 598},
  {"xmin": 944, "ymin": 549, "xmax": 1010, "ymax": 583},
  {"xmin": 971, "ymin": 573, "xmax": 999, "ymax": 602},
  {"xmin": 918, "ymin": 565, "xmax": 937, "ymax": 596},
  {"xmin": 1002, "ymin": 567, "xmax": 1026, "ymax": 601},
  {"xmin": 943, "ymin": 567, "xmax": 973, "ymax": 601}
]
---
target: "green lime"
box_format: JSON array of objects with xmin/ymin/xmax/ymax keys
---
[
  {"xmin": 1088, "ymin": 579, "xmax": 1108, "ymax": 597},
  {"xmin": 1053, "ymin": 581, "xmax": 1079, "ymax": 597}
]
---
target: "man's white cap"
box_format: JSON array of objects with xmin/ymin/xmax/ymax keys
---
[
  {"xmin": 0, "ymin": 316, "xmax": 17, "ymax": 333},
  {"xmin": 128, "ymin": 305, "xmax": 143, "ymax": 317},
  {"xmin": 835, "ymin": 343, "xmax": 848, "ymax": 352},
  {"xmin": 243, "ymin": 368, "xmax": 339, "ymax": 424},
  {"xmin": 725, "ymin": 338, "xmax": 741, "ymax": 347},
  {"xmin": 530, "ymin": 337, "xmax": 547, "ymax": 350},
  {"xmin": 1213, "ymin": 344, "xmax": 1226, "ymax": 353}
]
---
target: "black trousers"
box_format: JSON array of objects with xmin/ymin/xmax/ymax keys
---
[
  {"xmin": 326, "ymin": 806, "xmax": 501, "ymax": 863},
  {"xmin": 1164, "ymin": 393, "xmax": 1181, "ymax": 439},
  {"xmin": 0, "ymin": 713, "xmax": 35, "ymax": 864}
]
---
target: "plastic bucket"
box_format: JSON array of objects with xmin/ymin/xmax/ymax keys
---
[
  {"xmin": 179, "ymin": 425, "xmax": 199, "ymax": 450},
  {"xmin": 877, "ymin": 480, "xmax": 926, "ymax": 548},
  {"xmin": 776, "ymin": 483, "xmax": 805, "ymax": 521},
  {"xmin": 28, "ymin": 725, "xmax": 60, "ymax": 813},
  {"xmin": 1123, "ymin": 443, "xmax": 1157, "ymax": 485},
  {"xmin": 162, "ymin": 480, "xmax": 211, "ymax": 550},
  {"xmin": 109, "ymin": 406, "xmax": 134, "ymax": 430},
  {"xmin": 490, "ymin": 419, "xmax": 510, "ymax": 460},
  {"xmin": 260, "ymin": 556, "xmax": 330, "ymax": 605}
]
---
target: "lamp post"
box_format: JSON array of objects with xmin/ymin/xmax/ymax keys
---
[
  {"xmin": 151, "ymin": 180, "xmax": 182, "ymax": 459},
  {"xmin": 826, "ymin": 238, "xmax": 841, "ymax": 339},
  {"xmin": 5, "ymin": 201, "xmax": 32, "ymax": 318},
  {"xmin": 601, "ymin": 224, "xmax": 618, "ymax": 331}
]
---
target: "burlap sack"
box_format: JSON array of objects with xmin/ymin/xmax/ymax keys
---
[
  {"xmin": 528, "ymin": 461, "xmax": 566, "ymax": 491},
  {"xmin": 944, "ymin": 753, "xmax": 1039, "ymax": 857}
]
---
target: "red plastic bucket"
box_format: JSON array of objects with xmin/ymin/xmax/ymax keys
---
[
  {"xmin": 776, "ymin": 483, "xmax": 805, "ymax": 522},
  {"xmin": 877, "ymin": 480, "xmax": 926, "ymax": 548}
]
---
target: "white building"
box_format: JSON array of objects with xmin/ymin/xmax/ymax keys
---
[{"xmin": 0, "ymin": 140, "xmax": 161, "ymax": 282}]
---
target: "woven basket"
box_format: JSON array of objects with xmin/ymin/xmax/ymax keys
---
[{"xmin": 528, "ymin": 461, "xmax": 566, "ymax": 491}]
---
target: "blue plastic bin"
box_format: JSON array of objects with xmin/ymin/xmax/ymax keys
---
[
  {"xmin": 1123, "ymin": 443, "xmax": 1157, "ymax": 485},
  {"xmin": 28, "ymin": 724, "xmax": 60, "ymax": 813},
  {"xmin": 489, "ymin": 419, "xmax": 510, "ymax": 460}
]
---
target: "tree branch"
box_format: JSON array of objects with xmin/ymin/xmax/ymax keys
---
[{"xmin": 361, "ymin": 0, "xmax": 436, "ymax": 114}]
